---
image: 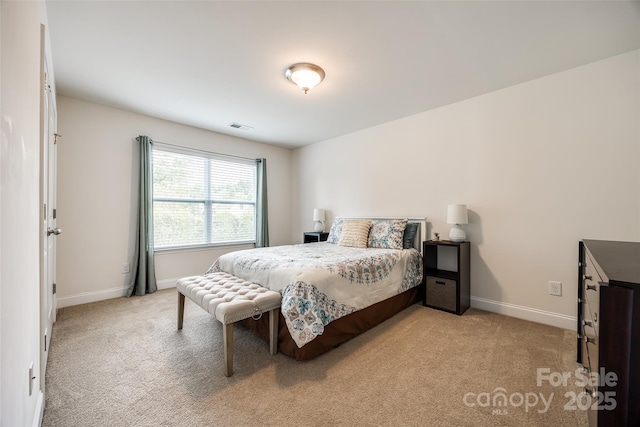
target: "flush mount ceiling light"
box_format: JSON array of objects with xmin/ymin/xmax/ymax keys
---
[{"xmin": 285, "ymin": 63, "xmax": 325, "ymax": 94}]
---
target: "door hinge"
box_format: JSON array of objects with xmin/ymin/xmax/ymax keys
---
[
  {"xmin": 53, "ymin": 209, "xmax": 57, "ymax": 219},
  {"xmin": 53, "ymin": 283, "xmax": 56, "ymax": 294},
  {"xmin": 54, "ymin": 133, "xmax": 61, "ymax": 144},
  {"xmin": 44, "ymin": 204, "xmax": 47, "ymax": 220},
  {"xmin": 44, "ymin": 333, "xmax": 47, "ymax": 352}
]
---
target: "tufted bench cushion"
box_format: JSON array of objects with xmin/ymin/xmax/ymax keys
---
[{"xmin": 176, "ymin": 272, "xmax": 281, "ymax": 376}]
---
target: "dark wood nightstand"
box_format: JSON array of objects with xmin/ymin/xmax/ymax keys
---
[
  {"xmin": 423, "ymin": 240, "xmax": 470, "ymax": 315},
  {"xmin": 303, "ymin": 232, "xmax": 329, "ymax": 243}
]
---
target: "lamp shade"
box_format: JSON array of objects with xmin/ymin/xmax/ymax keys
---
[
  {"xmin": 447, "ymin": 204, "xmax": 468, "ymax": 225},
  {"xmin": 313, "ymin": 208, "xmax": 326, "ymax": 232}
]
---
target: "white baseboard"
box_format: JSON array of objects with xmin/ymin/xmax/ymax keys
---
[
  {"xmin": 157, "ymin": 278, "xmax": 179, "ymax": 290},
  {"xmin": 471, "ymin": 296, "xmax": 576, "ymax": 330},
  {"xmin": 57, "ymin": 280, "xmax": 178, "ymax": 308},
  {"xmin": 57, "ymin": 286, "xmax": 128, "ymax": 308}
]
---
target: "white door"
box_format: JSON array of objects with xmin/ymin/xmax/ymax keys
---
[
  {"xmin": 40, "ymin": 41, "xmax": 58, "ymax": 399},
  {"xmin": 46, "ymin": 66, "xmax": 58, "ymax": 327}
]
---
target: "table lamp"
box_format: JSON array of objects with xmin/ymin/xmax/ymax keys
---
[
  {"xmin": 447, "ymin": 204, "xmax": 468, "ymax": 242},
  {"xmin": 313, "ymin": 208, "xmax": 326, "ymax": 232}
]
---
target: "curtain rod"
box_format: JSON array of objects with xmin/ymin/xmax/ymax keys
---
[{"xmin": 136, "ymin": 136, "xmax": 258, "ymax": 163}]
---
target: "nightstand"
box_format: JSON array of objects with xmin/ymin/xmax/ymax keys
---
[
  {"xmin": 303, "ymin": 232, "xmax": 329, "ymax": 243},
  {"xmin": 423, "ymin": 240, "xmax": 470, "ymax": 315}
]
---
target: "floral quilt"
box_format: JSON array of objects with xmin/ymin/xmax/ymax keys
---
[{"xmin": 206, "ymin": 242, "xmax": 422, "ymax": 348}]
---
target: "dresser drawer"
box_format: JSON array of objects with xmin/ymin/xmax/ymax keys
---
[
  {"xmin": 578, "ymin": 300, "xmax": 591, "ymax": 369},
  {"xmin": 583, "ymin": 251, "xmax": 602, "ymax": 339},
  {"xmin": 583, "ymin": 283, "xmax": 600, "ymax": 336},
  {"xmin": 426, "ymin": 276, "xmax": 457, "ymax": 312},
  {"xmin": 580, "ymin": 322, "xmax": 598, "ymax": 376},
  {"xmin": 579, "ymin": 247, "xmax": 602, "ymax": 381}
]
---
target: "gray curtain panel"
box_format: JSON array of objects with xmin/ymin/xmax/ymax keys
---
[
  {"xmin": 256, "ymin": 158, "xmax": 269, "ymax": 248},
  {"xmin": 128, "ymin": 135, "xmax": 157, "ymax": 297}
]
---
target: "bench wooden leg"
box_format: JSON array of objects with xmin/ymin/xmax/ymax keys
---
[
  {"xmin": 269, "ymin": 308, "xmax": 279, "ymax": 356},
  {"xmin": 177, "ymin": 292, "xmax": 185, "ymax": 330},
  {"xmin": 223, "ymin": 323, "xmax": 234, "ymax": 377}
]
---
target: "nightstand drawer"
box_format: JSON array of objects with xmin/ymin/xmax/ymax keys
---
[{"xmin": 426, "ymin": 276, "xmax": 457, "ymax": 312}]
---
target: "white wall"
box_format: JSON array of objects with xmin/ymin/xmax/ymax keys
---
[
  {"xmin": 56, "ymin": 96, "xmax": 291, "ymax": 307},
  {"xmin": 1, "ymin": 1, "xmax": 49, "ymax": 425},
  {"xmin": 292, "ymin": 50, "xmax": 640, "ymax": 329}
]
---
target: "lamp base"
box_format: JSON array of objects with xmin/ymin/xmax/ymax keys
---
[
  {"xmin": 449, "ymin": 226, "xmax": 466, "ymax": 242},
  {"xmin": 314, "ymin": 221, "xmax": 324, "ymax": 232}
]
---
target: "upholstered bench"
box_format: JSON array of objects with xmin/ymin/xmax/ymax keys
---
[{"xmin": 176, "ymin": 272, "xmax": 281, "ymax": 377}]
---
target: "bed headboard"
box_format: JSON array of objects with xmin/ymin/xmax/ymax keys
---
[{"xmin": 337, "ymin": 217, "xmax": 427, "ymax": 253}]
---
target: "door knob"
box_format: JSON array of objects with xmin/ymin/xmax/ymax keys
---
[{"xmin": 47, "ymin": 227, "xmax": 61, "ymax": 236}]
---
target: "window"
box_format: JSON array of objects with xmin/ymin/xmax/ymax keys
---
[{"xmin": 152, "ymin": 145, "xmax": 256, "ymax": 249}]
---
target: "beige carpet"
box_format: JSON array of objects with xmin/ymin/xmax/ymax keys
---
[{"xmin": 43, "ymin": 289, "xmax": 588, "ymax": 426}]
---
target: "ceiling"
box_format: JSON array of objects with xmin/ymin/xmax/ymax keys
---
[{"xmin": 46, "ymin": 1, "xmax": 640, "ymax": 148}]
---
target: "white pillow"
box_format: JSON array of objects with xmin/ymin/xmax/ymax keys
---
[
  {"xmin": 368, "ymin": 219, "xmax": 408, "ymax": 249},
  {"xmin": 338, "ymin": 220, "xmax": 372, "ymax": 248},
  {"xmin": 326, "ymin": 218, "xmax": 344, "ymax": 244}
]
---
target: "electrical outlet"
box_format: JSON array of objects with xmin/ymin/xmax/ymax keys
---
[
  {"xmin": 549, "ymin": 281, "xmax": 562, "ymax": 296},
  {"xmin": 122, "ymin": 263, "xmax": 130, "ymax": 274}
]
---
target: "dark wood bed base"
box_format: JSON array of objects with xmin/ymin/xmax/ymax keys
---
[{"xmin": 241, "ymin": 286, "xmax": 420, "ymax": 361}]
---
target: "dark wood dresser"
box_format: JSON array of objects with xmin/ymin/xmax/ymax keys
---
[{"xmin": 578, "ymin": 239, "xmax": 640, "ymax": 427}]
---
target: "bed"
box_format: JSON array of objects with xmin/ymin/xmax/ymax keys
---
[{"xmin": 205, "ymin": 217, "xmax": 426, "ymax": 360}]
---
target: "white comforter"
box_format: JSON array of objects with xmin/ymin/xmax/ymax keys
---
[{"xmin": 206, "ymin": 242, "xmax": 422, "ymax": 347}]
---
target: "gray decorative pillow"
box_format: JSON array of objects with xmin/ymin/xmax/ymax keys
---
[
  {"xmin": 368, "ymin": 219, "xmax": 407, "ymax": 250},
  {"xmin": 403, "ymin": 222, "xmax": 419, "ymax": 249}
]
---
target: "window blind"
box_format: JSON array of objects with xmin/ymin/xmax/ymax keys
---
[{"xmin": 152, "ymin": 146, "xmax": 256, "ymax": 249}]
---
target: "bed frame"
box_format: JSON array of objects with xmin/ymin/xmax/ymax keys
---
[{"xmin": 243, "ymin": 217, "xmax": 427, "ymax": 361}]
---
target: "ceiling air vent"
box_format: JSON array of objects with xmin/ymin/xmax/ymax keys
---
[{"xmin": 229, "ymin": 122, "xmax": 253, "ymax": 131}]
